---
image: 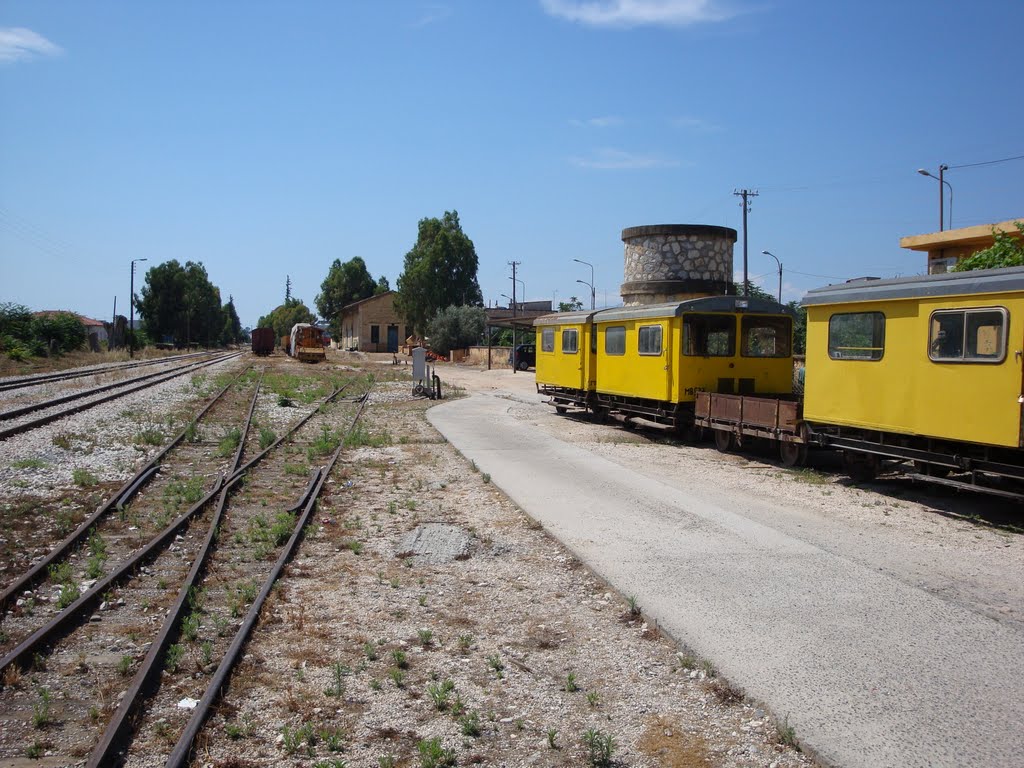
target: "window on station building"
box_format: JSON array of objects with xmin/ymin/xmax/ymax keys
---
[
  {"xmin": 741, "ymin": 316, "xmax": 792, "ymax": 357},
  {"xmin": 561, "ymin": 328, "xmax": 578, "ymax": 353},
  {"xmin": 929, "ymin": 308, "xmax": 1007, "ymax": 363},
  {"xmin": 604, "ymin": 326, "xmax": 626, "ymax": 355},
  {"xmin": 683, "ymin": 314, "xmax": 735, "ymax": 356},
  {"xmin": 638, "ymin": 325, "xmax": 662, "ymax": 355},
  {"xmin": 828, "ymin": 312, "xmax": 885, "ymax": 360},
  {"xmin": 370, "ymin": 325, "xmax": 380, "ymax": 344},
  {"xmin": 541, "ymin": 328, "xmax": 555, "ymax": 352}
]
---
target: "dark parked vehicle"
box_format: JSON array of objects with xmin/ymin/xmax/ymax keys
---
[{"xmin": 510, "ymin": 343, "xmax": 536, "ymax": 371}]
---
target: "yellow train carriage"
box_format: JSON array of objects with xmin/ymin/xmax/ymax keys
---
[
  {"xmin": 593, "ymin": 296, "xmax": 794, "ymax": 428},
  {"xmin": 802, "ymin": 266, "xmax": 1024, "ymax": 481},
  {"xmin": 535, "ymin": 310, "xmax": 598, "ymax": 412}
]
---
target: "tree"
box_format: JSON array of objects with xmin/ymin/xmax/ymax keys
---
[
  {"xmin": 221, "ymin": 295, "xmax": 242, "ymax": 346},
  {"xmin": 426, "ymin": 305, "xmax": 486, "ymax": 355},
  {"xmin": 558, "ymin": 297, "xmax": 584, "ymax": 312},
  {"xmin": 316, "ymin": 257, "xmax": 377, "ymax": 337},
  {"xmin": 136, "ymin": 260, "xmax": 226, "ymax": 348},
  {"xmin": 257, "ymin": 301, "xmax": 316, "ymax": 340},
  {"xmin": 952, "ymin": 222, "xmax": 1024, "ymax": 272},
  {"xmin": 374, "ymin": 275, "xmax": 390, "ymax": 295},
  {"xmin": 396, "ymin": 210, "xmax": 483, "ymax": 335}
]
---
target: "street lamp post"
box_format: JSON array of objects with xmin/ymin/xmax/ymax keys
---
[
  {"xmin": 761, "ymin": 250, "xmax": 783, "ymax": 304},
  {"xmin": 129, "ymin": 258, "xmax": 147, "ymax": 358},
  {"xmin": 573, "ymin": 258, "xmax": 595, "ymax": 310},
  {"xmin": 917, "ymin": 165, "xmax": 952, "ymax": 231}
]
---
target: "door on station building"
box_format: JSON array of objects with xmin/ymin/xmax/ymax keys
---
[{"xmin": 387, "ymin": 325, "xmax": 399, "ymax": 353}]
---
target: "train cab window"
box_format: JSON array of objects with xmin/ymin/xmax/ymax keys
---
[
  {"xmin": 828, "ymin": 312, "xmax": 885, "ymax": 360},
  {"xmin": 683, "ymin": 314, "xmax": 735, "ymax": 357},
  {"xmin": 929, "ymin": 308, "xmax": 1007, "ymax": 363},
  {"xmin": 541, "ymin": 328, "xmax": 555, "ymax": 352},
  {"xmin": 638, "ymin": 325, "xmax": 662, "ymax": 355},
  {"xmin": 561, "ymin": 328, "xmax": 578, "ymax": 354},
  {"xmin": 605, "ymin": 326, "xmax": 626, "ymax": 356},
  {"xmin": 741, "ymin": 316, "xmax": 792, "ymax": 357}
]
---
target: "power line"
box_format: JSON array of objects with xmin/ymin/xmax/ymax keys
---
[{"xmin": 949, "ymin": 154, "xmax": 1024, "ymax": 170}]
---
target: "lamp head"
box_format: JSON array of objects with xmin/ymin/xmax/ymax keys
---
[{"xmin": 917, "ymin": 169, "xmax": 930, "ymax": 176}]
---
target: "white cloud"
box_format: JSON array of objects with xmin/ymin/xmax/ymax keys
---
[
  {"xmin": 569, "ymin": 116, "xmax": 624, "ymax": 128},
  {"xmin": 0, "ymin": 27, "xmax": 62, "ymax": 63},
  {"xmin": 671, "ymin": 115, "xmax": 720, "ymax": 131},
  {"xmin": 409, "ymin": 4, "xmax": 453, "ymax": 28},
  {"xmin": 540, "ymin": 0, "xmax": 737, "ymax": 28},
  {"xmin": 569, "ymin": 147, "xmax": 680, "ymax": 169}
]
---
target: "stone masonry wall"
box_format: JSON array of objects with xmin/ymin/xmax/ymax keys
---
[{"xmin": 620, "ymin": 224, "xmax": 737, "ymax": 305}]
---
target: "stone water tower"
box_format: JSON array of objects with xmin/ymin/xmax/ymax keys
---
[{"xmin": 620, "ymin": 224, "xmax": 736, "ymax": 306}]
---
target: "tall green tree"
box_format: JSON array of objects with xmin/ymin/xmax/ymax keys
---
[
  {"xmin": 316, "ymin": 257, "xmax": 377, "ymax": 337},
  {"xmin": 396, "ymin": 210, "xmax": 483, "ymax": 335},
  {"xmin": 136, "ymin": 260, "xmax": 225, "ymax": 347},
  {"xmin": 221, "ymin": 295, "xmax": 242, "ymax": 345}
]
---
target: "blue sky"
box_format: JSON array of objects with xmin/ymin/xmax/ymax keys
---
[{"xmin": 1, "ymin": 0, "xmax": 1021, "ymax": 328}]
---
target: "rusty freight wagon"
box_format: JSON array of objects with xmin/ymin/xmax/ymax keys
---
[{"xmin": 251, "ymin": 327, "xmax": 275, "ymax": 356}]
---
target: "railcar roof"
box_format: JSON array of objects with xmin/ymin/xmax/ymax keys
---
[
  {"xmin": 802, "ymin": 266, "xmax": 1024, "ymax": 306},
  {"xmin": 592, "ymin": 295, "xmax": 792, "ymax": 323},
  {"xmin": 533, "ymin": 310, "xmax": 598, "ymax": 326}
]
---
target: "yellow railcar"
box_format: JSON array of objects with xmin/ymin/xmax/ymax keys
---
[
  {"xmin": 535, "ymin": 310, "xmax": 598, "ymax": 412},
  {"xmin": 592, "ymin": 296, "xmax": 794, "ymax": 428},
  {"xmin": 802, "ymin": 266, "xmax": 1024, "ymax": 483}
]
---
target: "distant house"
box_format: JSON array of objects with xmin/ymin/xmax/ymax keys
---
[
  {"xmin": 337, "ymin": 292, "xmax": 408, "ymax": 353},
  {"xmin": 900, "ymin": 218, "xmax": 1023, "ymax": 274}
]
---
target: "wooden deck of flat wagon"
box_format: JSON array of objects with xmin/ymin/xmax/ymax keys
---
[{"xmin": 694, "ymin": 391, "xmax": 808, "ymax": 466}]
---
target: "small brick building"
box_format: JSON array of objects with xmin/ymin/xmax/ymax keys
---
[{"xmin": 338, "ymin": 292, "xmax": 409, "ymax": 353}]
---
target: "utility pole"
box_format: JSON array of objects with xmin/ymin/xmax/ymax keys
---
[
  {"xmin": 733, "ymin": 189, "xmax": 758, "ymax": 296},
  {"xmin": 509, "ymin": 261, "xmax": 520, "ymax": 373}
]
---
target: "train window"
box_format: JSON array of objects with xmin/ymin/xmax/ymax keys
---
[
  {"xmin": 605, "ymin": 326, "xmax": 626, "ymax": 356},
  {"xmin": 561, "ymin": 329, "xmax": 578, "ymax": 354},
  {"xmin": 541, "ymin": 328, "xmax": 555, "ymax": 352},
  {"xmin": 828, "ymin": 312, "xmax": 884, "ymax": 360},
  {"xmin": 741, "ymin": 316, "xmax": 792, "ymax": 357},
  {"xmin": 929, "ymin": 308, "xmax": 1007, "ymax": 363},
  {"xmin": 638, "ymin": 325, "xmax": 662, "ymax": 355},
  {"xmin": 683, "ymin": 314, "xmax": 735, "ymax": 357}
]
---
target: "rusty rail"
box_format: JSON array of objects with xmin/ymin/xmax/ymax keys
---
[{"xmin": 0, "ymin": 352, "xmax": 242, "ymax": 440}]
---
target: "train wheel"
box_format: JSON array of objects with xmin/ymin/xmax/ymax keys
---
[
  {"xmin": 779, "ymin": 441, "xmax": 807, "ymax": 467},
  {"xmin": 622, "ymin": 417, "xmax": 636, "ymax": 430},
  {"xmin": 843, "ymin": 451, "xmax": 879, "ymax": 482},
  {"xmin": 713, "ymin": 429, "xmax": 733, "ymax": 453},
  {"xmin": 555, "ymin": 405, "xmax": 568, "ymax": 414}
]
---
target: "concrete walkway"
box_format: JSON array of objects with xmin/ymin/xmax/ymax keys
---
[{"xmin": 428, "ymin": 391, "xmax": 1024, "ymax": 768}]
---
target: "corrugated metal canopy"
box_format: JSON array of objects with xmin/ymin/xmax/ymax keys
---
[
  {"xmin": 533, "ymin": 310, "xmax": 597, "ymax": 326},
  {"xmin": 801, "ymin": 266, "xmax": 1024, "ymax": 306}
]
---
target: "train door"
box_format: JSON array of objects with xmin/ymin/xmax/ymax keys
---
[{"xmin": 387, "ymin": 325, "xmax": 399, "ymax": 353}]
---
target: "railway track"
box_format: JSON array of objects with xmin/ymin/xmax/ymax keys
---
[
  {"xmin": 0, "ymin": 352, "xmax": 242, "ymax": 441},
  {"xmin": 0, "ymin": 352, "xmax": 216, "ymax": 394},
  {"xmin": 0, "ymin": 369, "xmax": 373, "ymax": 765}
]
